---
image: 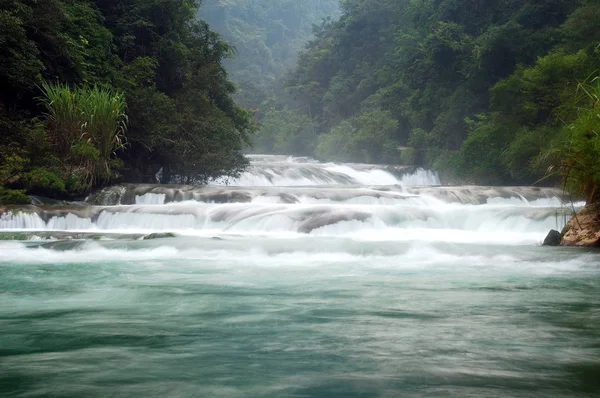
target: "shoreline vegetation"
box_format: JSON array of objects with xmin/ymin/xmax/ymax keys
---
[
  {"xmin": 1, "ymin": 0, "xmax": 256, "ymax": 204},
  {"xmin": 248, "ymin": 1, "xmax": 600, "ymax": 243},
  {"xmin": 1, "ymin": 0, "xmax": 600, "ymax": 245}
]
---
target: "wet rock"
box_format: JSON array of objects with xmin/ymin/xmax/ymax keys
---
[
  {"xmin": 561, "ymin": 203, "xmax": 600, "ymax": 247},
  {"xmin": 542, "ymin": 229, "xmax": 562, "ymax": 246},
  {"xmin": 143, "ymin": 232, "xmax": 177, "ymax": 240},
  {"xmin": 298, "ymin": 211, "xmax": 371, "ymax": 233}
]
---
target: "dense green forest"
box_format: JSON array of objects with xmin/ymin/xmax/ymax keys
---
[
  {"xmin": 256, "ymin": 0, "xmax": 600, "ymax": 197},
  {"xmin": 198, "ymin": 0, "xmax": 340, "ymax": 108},
  {"xmin": 0, "ymin": 0, "xmax": 255, "ymax": 203},
  {"xmin": 2, "ymin": 0, "xmax": 600, "ymax": 204}
]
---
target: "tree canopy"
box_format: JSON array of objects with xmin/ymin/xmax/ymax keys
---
[
  {"xmin": 198, "ymin": 0, "xmax": 340, "ymax": 109},
  {"xmin": 0, "ymin": 0, "xmax": 255, "ymax": 202},
  {"xmin": 257, "ymin": 0, "xmax": 600, "ymax": 196},
  {"xmin": 3, "ymin": 0, "xmax": 600, "ymax": 203}
]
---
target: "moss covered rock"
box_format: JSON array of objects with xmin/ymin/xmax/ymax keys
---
[{"xmin": 0, "ymin": 232, "xmax": 35, "ymax": 240}]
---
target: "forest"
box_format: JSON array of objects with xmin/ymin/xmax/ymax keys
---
[
  {"xmin": 2, "ymin": 0, "xmax": 600, "ymax": 204},
  {"xmin": 0, "ymin": 0, "xmax": 255, "ymax": 203},
  {"xmin": 199, "ymin": 0, "xmax": 340, "ymax": 108},
  {"xmin": 256, "ymin": 0, "xmax": 600, "ymax": 200}
]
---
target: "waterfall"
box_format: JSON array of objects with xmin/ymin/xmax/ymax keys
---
[{"xmin": 0, "ymin": 155, "xmax": 579, "ymax": 245}]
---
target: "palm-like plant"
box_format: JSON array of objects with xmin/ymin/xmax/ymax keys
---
[
  {"xmin": 78, "ymin": 86, "xmax": 128, "ymax": 181},
  {"xmin": 39, "ymin": 83, "xmax": 127, "ymax": 191},
  {"xmin": 561, "ymin": 76, "xmax": 600, "ymax": 202},
  {"xmin": 39, "ymin": 82, "xmax": 81, "ymax": 159}
]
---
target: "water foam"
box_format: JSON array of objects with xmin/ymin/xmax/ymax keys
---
[
  {"xmin": 0, "ymin": 200, "xmax": 572, "ymax": 245},
  {"xmin": 214, "ymin": 155, "xmax": 440, "ymax": 187},
  {"xmin": 0, "ymin": 155, "xmax": 576, "ymax": 246},
  {"xmin": 0, "ymin": 241, "xmax": 593, "ymax": 276}
]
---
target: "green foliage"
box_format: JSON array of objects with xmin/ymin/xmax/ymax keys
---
[
  {"xmin": 273, "ymin": 0, "xmax": 600, "ymax": 192},
  {"xmin": 252, "ymin": 107, "xmax": 315, "ymax": 155},
  {"xmin": 199, "ymin": 0, "xmax": 340, "ymax": 108},
  {"xmin": 38, "ymin": 82, "xmax": 83, "ymax": 159},
  {"xmin": 452, "ymin": 115, "xmax": 511, "ymax": 184},
  {"xmin": 77, "ymin": 86, "xmax": 127, "ymax": 179},
  {"xmin": 0, "ymin": 187, "xmax": 30, "ymax": 205},
  {"xmin": 0, "ymin": 150, "xmax": 27, "ymax": 186},
  {"xmin": 450, "ymin": 45, "xmax": 600, "ymax": 184},
  {"xmin": 1, "ymin": 0, "xmax": 256, "ymax": 198},
  {"xmin": 22, "ymin": 168, "xmax": 66, "ymax": 197},
  {"xmin": 557, "ymin": 77, "xmax": 600, "ymax": 201},
  {"xmin": 0, "ymin": 6, "xmax": 43, "ymax": 101},
  {"xmin": 39, "ymin": 83, "xmax": 127, "ymax": 190},
  {"xmin": 354, "ymin": 110, "xmax": 400, "ymax": 164},
  {"xmin": 316, "ymin": 110, "xmax": 400, "ymax": 164},
  {"xmin": 0, "ymin": 232, "xmax": 34, "ymax": 240},
  {"xmin": 315, "ymin": 121, "xmax": 357, "ymax": 162}
]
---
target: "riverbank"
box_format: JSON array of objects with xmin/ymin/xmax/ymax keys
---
[{"xmin": 560, "ymin": 202, "xmax": 600, "ymax": 247}]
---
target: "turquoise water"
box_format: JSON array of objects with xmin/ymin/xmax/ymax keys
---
[
  {"xmin": 1, "ymin": 156, "xmax": 599, "ymax": 397},
  {"xmin": 2, "ymin": 239, "xmax": 600, "ymax": 397}
]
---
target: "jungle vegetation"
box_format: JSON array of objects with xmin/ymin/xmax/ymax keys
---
[
  {"xmin": 2, "ymin": 0, "xmax": 600, "ymax": 204},
  {"xmin": 198, "ymin": 0, "xmax": 340, "ymax": 109},
  {"xmin": 0, "ymin": 0, "xmax": 256, "ymax": 203},
  {"xmin": 254, "ymin": 0, "xmax": 600, "ymax": 199}
]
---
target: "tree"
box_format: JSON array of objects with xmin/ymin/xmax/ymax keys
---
[{"xmin": 0, "ymin": 0, "xmax": 257, "ymax": 202}]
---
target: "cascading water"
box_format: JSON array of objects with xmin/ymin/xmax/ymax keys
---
[
  {"xmin": 212, "ymin": 154, "xmax": 442, "ymax": 187},
  {"xmin": 1, "ymin": 155, "xmax": 598, "ymax": 397}
]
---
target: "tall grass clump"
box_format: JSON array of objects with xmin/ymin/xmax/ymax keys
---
[
  {"xmin": 79, "ymin": 86, "xmax": 127, "ymax": 180},
  {"xmin": 39, "ymin": 82, "xmax": 81, "ymax": 159},
  {"xmin": 39, "ymin": 83, "xmax": 127, "ymax": 191},
  {"xmin": 550, "ymin": 76, "xmax": 600, "ymax": 203}
]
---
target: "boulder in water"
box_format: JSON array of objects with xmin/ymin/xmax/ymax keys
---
[
  {"xmin": 298, "ymin": 211, "xmax": 371, "ymax": 233},
  {"xmin": 542, "ymin": 230, "xmax": 562, "ymax": 246},
  {"xmin": 143, "ymin": 232, "xmax": 177, "ymax": 240}
]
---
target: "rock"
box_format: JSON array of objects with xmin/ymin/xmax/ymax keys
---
[
  {"xmin": 143, "ymin": 232, "xmax": 177, "ymax": 240},
  {"xmin": 561, "ymin": 203, "xmax": 600, "ymax": 247},
  {"xmin": 297, "ymin": 211, "xmax": 371, "ymax": 233},
  {"xmin": 542, "ymin": 229, "xmax": 562, "ymax": 246}
]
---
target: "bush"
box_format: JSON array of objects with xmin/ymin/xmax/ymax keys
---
[
  {"xmin": 39, "ymin": 82, "xmax": 127, "ymax": 190},
  {"xmin": 0, "ymin": 187, "xmax": 31, "ymax": 205},
  {"xmin": 253, "ymin": 107, "xmax": 315, "ymax": 155},
  {"xmin": 558, "ymin": 77, "xmax": 600, "ymax": 202},
  {"xmin": 22, "ymin": 168, "xmax": 66, "ymax": 197},
  {"xmin": 315, "ymin": 110, "xmax": 400, "ymax": 164},
  {"xmin": 452, "ymin": 115, "xmax": 511, "ymax": 184},
  {"xmin": 399, "ymin": 147, "xmax": 416, "ymax": 165},
  {"xmin": 315, "ymin": 120, "xmax": 357, "ymax": 162}
]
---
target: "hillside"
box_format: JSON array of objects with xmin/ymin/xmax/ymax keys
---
[
  {"xmin": 199, "ymin": 0, "xmax": 340, "ymax": 108},
  {"xmin": 257, "ymin": 0, "xmax": 600, "ymax": 194}
]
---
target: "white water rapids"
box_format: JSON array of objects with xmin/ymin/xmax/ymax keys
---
[
  {"xmin": 0, "ymin": 155, "xmax": 579, "ymax": 245},
  {"xmin": 3, "ymin": 155, "xmax": 600, "ymax": 398}
]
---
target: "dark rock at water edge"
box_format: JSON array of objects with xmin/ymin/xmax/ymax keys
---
[
  {"xmin": 143, "ymin": 233, "xmax": 178, "ymax": 240},
  {"xmin": 561, "ymin": 203, "xmax": 600, "ymax": 247},
  {"xmin": 543, "ymin": 229, "xmax": 562, "ymax": 246}
]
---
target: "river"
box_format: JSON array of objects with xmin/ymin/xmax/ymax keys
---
[{"xmin": 1, "ymin": 155, "xmax": 599, "ymax": 397}]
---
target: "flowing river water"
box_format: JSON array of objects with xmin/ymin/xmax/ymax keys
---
[{"xmin": 1, "ymin": 155, "xmax": 599, "ymax": 397}]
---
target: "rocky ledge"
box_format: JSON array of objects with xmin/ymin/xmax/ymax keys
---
[{"xmin": 545, "ymin": 203, "xmax": 600, "ymax": 247}]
